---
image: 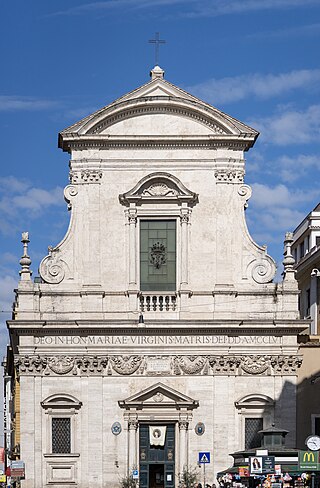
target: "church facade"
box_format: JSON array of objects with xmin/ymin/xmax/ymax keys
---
[{"xmin": 7, "ymin": 66, "xmax": 306, "ymax": 488}]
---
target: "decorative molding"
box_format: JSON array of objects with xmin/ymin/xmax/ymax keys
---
[
  {"xmin": 249, "ymin": 258, "xmax": 276, "ymax": 284},
  {"xmin": 88, "ymin": 104, "xmax": 227, "ymax": 136},
  {"xmin": 174, "ymin": 356, "xmax": 207, "ymax": 375},
  {"xmin": 110, "ymin": 356, "xmax": 142, "ymax": 375},
  {"xmin": 65, "ymin": 139, "xmax": 251, "ymax": 152},
  {"xmin": 240, "ymin": 355, "xmax": 269, "ymax": 375},
  {"xmin": 270, "ymin": 355, "xmax": 303, "ymax": 374},
  {"xmin": 178, "ymin": 420, "xmax": 189, "ymax": 430},
  {"xmin": 48, "ymin": 357, "xmax": 76, "ymax": 375},
  {"xmin": 15, "ymin": 354, "xmax": 303, "ymax": 377},
  {"xmin": 69, "ymin": 170, "xmax": 102, "ymax": 184},
  {"xmin": 142, "ymin": 182, "xmax": 178, "ymax": 197},
  {"xmin": 39, "ymin": 247, "xmax": 67, "ymax": 284},
  {"xmin": 215, "ymin": 170, "xmax": 244, "ymax": 183},
  {"xmin": 238, "ymin": 184, "xmax": 252, "ymax": 204},
  {"xmin": 119, "ymin": 172, "xmax": 198, "ymax": 207},
  {"xmin": 128, "ymin": 418, "xmax": 138, "ymax": 431}
]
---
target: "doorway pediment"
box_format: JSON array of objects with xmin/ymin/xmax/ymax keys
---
[{"xmin": 118, "ymin": 382, "xmax": 199, "ymax": 410}]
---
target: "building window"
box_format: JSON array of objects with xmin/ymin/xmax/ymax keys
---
[
  {"xmin": 316, "ymin": 236, "xmax": 320, "ymax": 248},
  {"xmin": 294, "ymin": 248, "xmax": 297, "ymax": 263},
  {"xmin": 306, "ymin": 288, "xmax": 311, "ymax": 316},
  {"xmin": 52, "ymin": 417, "xmax": 71, "ymax": 454},
  {"xmin": 41, "ymin": 394, "xmax": 82, "ymax": 455},
  {"xmin": 140, "ymin": 220, "xmax": 176, "ymax": 291},
  {"xmin": 313, "ymin": 415, "xmax": 320, "ymax": 436},
  {"xmin": 245, "ymin": 418, "xmax": 263, "ymax": 449},
  {"xmin": 300, "ymin": 241, "xmax": 304, "ymax": 258}
]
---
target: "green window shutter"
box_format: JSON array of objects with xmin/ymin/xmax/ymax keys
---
[{"xmin": 140, "ymin": 220, "xmax": 176, "ymax": 291}]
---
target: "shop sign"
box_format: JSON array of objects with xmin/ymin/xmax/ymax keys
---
[
  {"xmin": 10, "ymin": 460, "xmax": 25, "ymax": 478},
  {"xmin": 250, "ymin": 456, "xmax": 275, "ymax": 475},
  {"xmin": 299, "ymin": 450, "xmax": 320, "ymax": 470},
  {"xmin": 0, "ymin": 475, "xmax": 6, "ymax": 483}
]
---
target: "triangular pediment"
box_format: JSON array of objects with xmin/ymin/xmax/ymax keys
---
[
  {"xmin": 118, "ymin": 382, "xmax": 199, "ymax": 410},
  {"xmin": 59, "ymin": 69, "xmax": 258, "ymax": 152}
]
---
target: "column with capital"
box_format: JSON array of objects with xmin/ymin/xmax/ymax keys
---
[
  {"xmin": 178, "ymin": 418, "xmax": 189, "ymax": 473},
  {"xmin": 128, "ymin": 418, "xmax": 138, "ymax": 471},
  {"xmin": 127, "ymin": 208, "xmax": 138, "ymax": 288}
]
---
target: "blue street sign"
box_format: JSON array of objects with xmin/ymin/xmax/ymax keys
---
[
  {"xmin": 199, "ymin": 452, "xmax": 210, "ymax": 464},
  {"xmin": 132, "ymin": 469, "xmax": 139, "ymax": 479}
]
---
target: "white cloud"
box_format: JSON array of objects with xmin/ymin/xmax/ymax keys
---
[
  {"xmin": 247, "ymin": 22, "xmax": 320, "ymax": 40},
  {"xmin": 49, "ymin": 0, "xmax": 319, "ymax": 17},
  {"xmin": 13, "ymin": 187, "xmax": 63, "ymax": 213},
  {"xmin": 187, "ymin": 69, "xmax": 320, "ymax": 105},
  {"xmin": 0, "ymin": 275, "xmax": 17, "ymax": 313},
  {"xmin": 0, "ymin": 176, "xmax": 64, "ymax": 236},
  {"xmin": 250, "ymin": 104, "xmax": 320, "ymax": 145},
  {"xmin": 0, "ymin": 96, "xmax": 59, "ymax": 112},
  {"xmin": 247, "ymin": 183, "xmax": 319, "ymax": 245}
]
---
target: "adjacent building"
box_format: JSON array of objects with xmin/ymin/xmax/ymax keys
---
[
  {"xmin": 5, "ymin": 66, "xmax": 307, "ymax": 488},
  {"xmin": 292, "ymin": 204, "xmax": 320, "ymax": 448}
]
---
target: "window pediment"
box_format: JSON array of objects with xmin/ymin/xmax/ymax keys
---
[
  {"xmin": 119, "ymin": 172, "xmax": 198, "ymax": 207},
  {"xmin": 235, "ymin": 394, "xmax": 274, "ymax": 409},
  {"xmin": 118, "ymin": 382, "xmax": 199, "ymax": 410},
  {"xmin": 41, "ymin": 394, "xmax": 82, "ymax": 410}
]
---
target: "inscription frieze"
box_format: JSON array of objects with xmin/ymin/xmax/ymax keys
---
[{"xmin": 34, "ymin": 334, "xmax": 282, "ymax": 346}]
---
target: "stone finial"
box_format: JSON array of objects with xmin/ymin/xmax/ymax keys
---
[
  {"xmin": 19, "ymin": 231, "xmax": 32, "ymax": 281},
  {"xmin": 150, "ymin": 65, "xmax": 165, "ymax": 80},
  {"xmin": 282, "ymin": 231, "xmax": 295, "ymax": 281}
]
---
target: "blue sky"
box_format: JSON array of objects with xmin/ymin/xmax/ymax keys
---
[{"xmin": 1, "ymin": 0, "xmax": 320, "ymax": 347}]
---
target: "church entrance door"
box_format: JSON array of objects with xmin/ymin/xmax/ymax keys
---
[{"xmin": 139, "ymin": 423, "xmax": 175, "ymax": 488}]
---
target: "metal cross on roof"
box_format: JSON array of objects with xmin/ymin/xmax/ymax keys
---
[{"xmin": 148, "ymin": 32, "xmax": 166, "ymax": 66}]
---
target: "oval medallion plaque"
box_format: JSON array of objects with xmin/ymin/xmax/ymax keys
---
[
  {"xmin": 195, "ymin": 422, "xmax": 205, "ymax": 436},
  {"xmin": 111, "ymin": 422, "xmax": 122, "ymax": 435}
]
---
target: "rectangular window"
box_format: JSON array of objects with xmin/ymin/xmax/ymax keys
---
[
  {"xmin": 140, "ymin": 220, "xmax": 176, "ymax": 292},
  {"xmin": 300, "ymin": 241, "xmax": 304, "ymax": 258},
  {"xmin": 245, "ymin": 418, "xmax": 263, "ymax": 449},
  {"xmin": 306, "ymin": 288, "xmax": 311, "ymax": 316},
  {"xmin": 52, "ymin": 417, "xmax": 71, "ymax": 454},
  {"xmin": 316, "ymin": 236, "xmax": 320, "ymax": 247},
  {"xmin": 314, "ymin": 416, "xmax": 320, "ymax": 436}
]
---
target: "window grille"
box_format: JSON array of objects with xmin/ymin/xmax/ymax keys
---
[
  {"xmin": 245, "ymin": 418, "xmax": 263, "ymax": 449},
  {"xmin": 52, "ymin": 417, "xmax": 71, "ymax": 453}
]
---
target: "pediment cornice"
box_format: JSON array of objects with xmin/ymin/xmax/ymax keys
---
[
  {"xmin": 119, "ymin": 172, "xmax": 198, "ymax": 207},
  {"xmin": 118, "ymin": 382, "xmax": 199, "ymax": 410},
  {"xmin": 59, "ymin": 82, "xmax": 259, "ymax": 153}
]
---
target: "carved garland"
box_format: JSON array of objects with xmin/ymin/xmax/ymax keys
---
[{"xmin": 14, "ymin": 355, "xmax": 302, "ymax": 376}]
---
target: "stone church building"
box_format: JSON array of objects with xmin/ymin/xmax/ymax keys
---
[{"xmin": 7, "ymin": 66, "xmax": 306, "ymax": 488}]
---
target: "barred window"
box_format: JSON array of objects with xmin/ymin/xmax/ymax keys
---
[
  {"xmin": 245, "ymin": 418, "xmax": 263, "ymax": 449},
  {"xmin": 52, "ymin": 418, "xmax": 71, "ymax": 454}
]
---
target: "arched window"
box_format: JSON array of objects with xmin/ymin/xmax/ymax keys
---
[
  {"xmin": 41, "ymin": 394, "xmax": 82, "ymax": 455},
  {"xmin": 235, "ymin": 394, "xmax": 274, "ymax": 450}
]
